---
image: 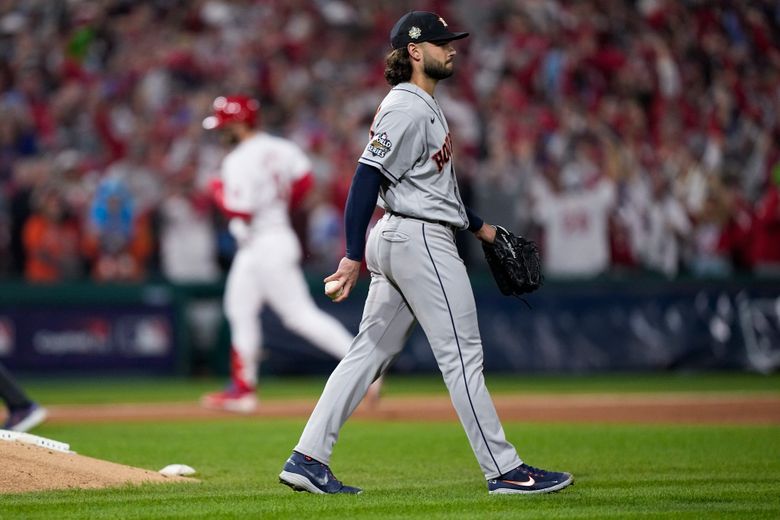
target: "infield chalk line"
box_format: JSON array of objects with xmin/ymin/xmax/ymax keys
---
[{"xmin": 0, "ymin": 429, "xmax": 73, "ymax": 454}]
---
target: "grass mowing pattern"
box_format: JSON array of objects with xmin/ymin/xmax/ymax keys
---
[
  {"xmin": 3, "ymin": 420, "xmax": 779, "ymax": 519},
  {"xmin": 21, "ymin": 372, "xmax": 780, "ymax": 405}
]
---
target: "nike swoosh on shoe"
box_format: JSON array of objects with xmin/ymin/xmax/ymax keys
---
[{"xmin": 501, "ymin": 476, "xmax": 535, "ymax": 487}]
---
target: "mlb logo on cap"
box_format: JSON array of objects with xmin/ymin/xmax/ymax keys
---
[{"xmin": 390, "ymin": 11, "xmax": 469, "ymax": 49}]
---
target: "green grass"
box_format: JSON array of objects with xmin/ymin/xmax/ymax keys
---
[
  {"xmin": 5, "ymin": 373, "xmax": 780, "ymax": 518},
  {"xmin": 3, "ymin": 420, "xmax": 780, "ymax": 519},
  {"xmin": 20, "ymin": 372, "xmax": 780, "ymax": 405}
]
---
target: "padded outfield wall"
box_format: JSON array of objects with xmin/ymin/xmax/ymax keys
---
[{"xmin": 0, "ymin": 277, "xmax": 778, "ymax": 376}]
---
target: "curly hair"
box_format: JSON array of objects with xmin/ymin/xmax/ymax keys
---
[{"xmin": 384, "ymin": 48, "xmax": 412, "ymax": 86}]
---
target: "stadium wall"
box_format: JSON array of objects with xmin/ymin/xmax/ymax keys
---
[{"xmin": 0, "ymin": 278, "xmax": 778, "ymax": 376}]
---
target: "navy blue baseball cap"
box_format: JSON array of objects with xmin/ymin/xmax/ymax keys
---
[{"xmin": 390, "ymin": 11, "xmax": 469, "ymax": 50}]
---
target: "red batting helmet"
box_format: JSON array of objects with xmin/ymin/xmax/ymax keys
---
[{"xmin": 202, "ymin": 95, "xmax": 260, "ymax": 130}]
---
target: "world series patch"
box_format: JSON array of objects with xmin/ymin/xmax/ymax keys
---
[{"xmin": 368, "ymin": 132, "xmax": 392, "ymax": 158}]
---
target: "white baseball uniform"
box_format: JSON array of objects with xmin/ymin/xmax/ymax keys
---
[
  {"xmin": 220, "ymin": 132, "xmax": 354, "ymax": 388},
  {"xmin": 295, "ymin": 83, "xmax": 523, "ymax": 479},
  {"xmin": 532, "ymin": 178, "xmax": 616, "ymax": 277}
]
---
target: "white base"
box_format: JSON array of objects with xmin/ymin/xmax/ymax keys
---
[{"xmin": 159, "ymin": 464, "xmax": 197, "ymax": 476}]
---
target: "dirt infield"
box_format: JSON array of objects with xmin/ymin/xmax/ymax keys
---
[
  {"xmin": 43, "ymin": 393, "xmax": 780, "ymax": 424},
  {"xmin": 0, "ymin": 440, "xmax": 197, "ymax": 494}
]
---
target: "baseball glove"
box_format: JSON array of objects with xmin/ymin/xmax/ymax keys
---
[{"xmin": 482, "ymin": 226, "xmax": 543, "ymax": 297}]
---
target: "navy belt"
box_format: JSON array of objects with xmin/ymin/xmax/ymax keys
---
[{"xmin": 388, "ymin": 211, "xmax": 457, "ymax": 231}]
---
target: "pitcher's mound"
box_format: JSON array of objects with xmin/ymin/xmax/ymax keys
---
[{"xmin": 0, "ymin": 441, "xmax": 197, "ymax": 494}]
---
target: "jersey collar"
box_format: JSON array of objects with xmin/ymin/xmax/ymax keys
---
[{"xmin": 394, "ymin": 82, "xmax": 436, "ymax": 103}]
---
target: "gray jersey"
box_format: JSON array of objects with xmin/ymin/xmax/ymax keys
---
[{"xmin": 359, "ymin": 82, "xmax": 468, "ymax": 229}]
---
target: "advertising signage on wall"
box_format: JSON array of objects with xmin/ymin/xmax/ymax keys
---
[
  {"xmin": 265, "ymin": 279, "xmax": 780, "ymax": 376},
  {"xmin": 0, "ymin": 307, "xmax": 176, "ymax": 373}
]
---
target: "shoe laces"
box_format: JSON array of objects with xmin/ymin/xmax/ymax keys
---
[
  {"xmin": 304, "ymin": 456, "xmax": 342, "ymax": 485},
  {"xmin": 520, "ymin": 464, "xmax": 547, "ymax": 477},
  {"xmin": 321, "ymin": 463, "xmax": 341, "ymax": 484}
]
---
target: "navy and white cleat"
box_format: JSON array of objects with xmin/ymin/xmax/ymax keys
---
[
  {"xmin": 488, "ymin": 463, "xmax": 573, "ymax": 495},
  {"xmin": 3, "ymin": 403, "xmax": 48, "ymax": 432},
  {"xmin": 279, "ymin": 451, "xmax": 362, "ymax": 494}
]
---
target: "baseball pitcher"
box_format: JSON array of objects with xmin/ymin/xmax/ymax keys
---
[{"xmin": 279, "ymin": 11, "xmax": 573, "ymax": 495}]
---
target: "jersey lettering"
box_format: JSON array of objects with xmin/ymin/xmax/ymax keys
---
[
  {"xmin": 562, "ymin": 211, "xmax": 591, "ymax": 233},
  {"xmin": 432, "ymin": 133, "xmax": 453, "ymax": 172},
  {"xmin": 271, "ymin": 170, "xmax": 289, "ymax": 201}
]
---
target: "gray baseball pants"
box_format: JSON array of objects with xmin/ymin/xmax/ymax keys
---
[{"xmin": 295, "ymin": 214, "xmax": 522, "ymax": 479}]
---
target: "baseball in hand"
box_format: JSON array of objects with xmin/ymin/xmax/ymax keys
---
[{"xmin": 324, "ymin": 280, "xmax": 344, "ymax": 299}]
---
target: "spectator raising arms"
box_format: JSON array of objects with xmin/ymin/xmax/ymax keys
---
[
  {"xmin": 82, "ymin": 177, "xmax": 153, "ymax": 282},
  {"xmin": 531, "ymin": 136, "xmax": 616, "ymax": 278}
]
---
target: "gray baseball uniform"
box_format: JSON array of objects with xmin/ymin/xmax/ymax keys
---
[{"xmin": 294, "ymin": 82, "xmax": 523, "ymax": 479}]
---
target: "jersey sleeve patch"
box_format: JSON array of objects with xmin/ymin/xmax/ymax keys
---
[
  {"xmin": 367, "ymin": 132, "xmax": 393, "ymax": 158},
  {"xmin": 361, "ymin": 109, "xmax": 423, "ymax": 183}
]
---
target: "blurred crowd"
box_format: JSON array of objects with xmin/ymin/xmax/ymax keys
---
[{"xmin": 0, "ymin": 0, "xmax": 779, "ymax": 284}]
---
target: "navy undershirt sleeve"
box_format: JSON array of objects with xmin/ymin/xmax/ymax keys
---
[
  {"xmin": 344, "ymin": 163, "xmax": 383, "ymax": 261},
  {"xmin": 465, "ymin": 205, "xmax": 484, "ymax": 232}
]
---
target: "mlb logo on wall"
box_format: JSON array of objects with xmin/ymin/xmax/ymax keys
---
[
  {"xmin": 116, "ymin": 316, "xmax": 172, "ymax": 356},
  {"xmin": 0, "ymin": 317, "xmax": 13, "ymax": 356}
]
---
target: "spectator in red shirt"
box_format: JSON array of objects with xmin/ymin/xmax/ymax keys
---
[
  {"xmin": 717, "ymin": 175, "xmax": 754, "ymax": 273},
  {"xmin": 752, "ymin": 162, "xmax": 780, "ymax": 276}
]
